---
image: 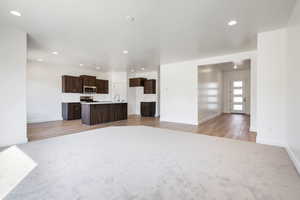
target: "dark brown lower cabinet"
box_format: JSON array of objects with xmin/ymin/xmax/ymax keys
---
[
  {"xmin": 62, "ymin": 103, "xmax": 81, "ymax": 120},
  {"xmin": 82, "ymin": 103, "xmax": 128, "ymax": 125},
  {"xmin": 141, "ymin": 102, "xmax": 156, "ymax": 117}
]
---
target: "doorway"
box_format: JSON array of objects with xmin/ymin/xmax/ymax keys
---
[{"xmin": 197, "ymin": 59, "xmax": 251, "ymax": 124}]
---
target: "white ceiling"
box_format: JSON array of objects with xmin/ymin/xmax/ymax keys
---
[
  {"xmin": 0, "ymin": 0, "xmax": 296, "ymax": 72},
  {"xmin": 200, "ymin": 59, "xmax": 251, "ymax": 72}
]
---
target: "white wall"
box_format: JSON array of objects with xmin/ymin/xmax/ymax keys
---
[
  {"xmin": 26, "ymin": 62, "xmax": 124, "ymax": 123},
  {"xmin": 160, "ymin": 51, "xmax": 257, "ymax": 126},
  {"xmin": 160, "ymin": 63, "xmax": 198, "ymax": 124},
  {"xmin": 256, "ymin": 29, "xmax": 287, "ymax": 147},
  {"xmin": 128, "ymin": 71, "xmax": 159, "ymax": 116},
  {"xmin": 256, "ymin": 4, "xmax": 300, "ymax": 173},
  {"xmin": 110, "ymin": 72, "xmax": 128, "ymax": 102},
  {"xmin": 198, "ymin": 66, "xmax": 223, "ymax": 123},
  {"xmin": 223, "ymin": 69, "xmax": 251, "ymax": 114},
  {"xmin": 285, "ymin": 0, "xmax": 300, "ymax": 173},
  {"xmin": 250, "ymin": 57, "xmax": 258, "ymax": 132},
  {"xmin": 0, "ymin": 27, "xmax": 27, "ymax": 147}
]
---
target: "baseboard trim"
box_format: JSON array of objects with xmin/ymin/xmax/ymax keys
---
[
  {"xmin": 286, "ymin": 145, "xmax": 300, "ymax": 175},
  {"xmin": 0, "ymin": 137, "xmax": 28, "ymax": 148},
  {"xmin": 257, "ymin": 137, "xmax": 300, "ymax": 175},
  {"xmin": 256, "ymin": 137, "xmax": 287, "ymax": 147},
  {"xmin": 159, "ymin": 118, "xmax": 199, "ymax": 125},
  {"xmin": 24, "ymin": 137, "xmax": 28, "ymax": 144},
  {"xmin": 27, "ymin": 117, "xmax": 63, "ymax": 124},
  {"xmin": 249, "ymin": 126, "xmax": 257, "ymax": 132}
]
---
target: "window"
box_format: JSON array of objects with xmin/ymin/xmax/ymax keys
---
[
  {"xmin": 233, "ymin": 104, "xmax": 243, "ymax": 111},
  {"xmin": 233, "ymin": 81, "xmax": 243, "ymax": 87},
  {"xmin": 233, "ymin": 97, "xmax": 243, "ymax": 103},
  {"xmin": 234, "ymin": 89, "xmax": 243, "ymax": 95}
]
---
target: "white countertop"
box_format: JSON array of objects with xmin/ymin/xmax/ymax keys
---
[{"xmin": 80, "ymin": 101, "xmax": 127, "ymax": 105}]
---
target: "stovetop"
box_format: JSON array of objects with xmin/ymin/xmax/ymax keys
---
[{"xmin": 80, "ymin": 100, "xmax": 99, "ymax": 103}]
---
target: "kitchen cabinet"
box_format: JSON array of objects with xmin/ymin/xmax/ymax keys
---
[
  {"xmin": 96, "ymin": 79, "xmax": 109, "ymax": 94},
  {"xmin": 80, "ymin": 75, "xmax": 96, "ymax": 86},
  {"xmin": 62, "ymin": 103, "xmax": 81, "ymax": 120},
  {"xmin": 62, "ymin": 75, "xmax": 82, "ymax": 93},
  {"xmin": 129, "ymin": 78, "xmax": 146, "ymax": 87},
  {"xmin": 144, "ymin": 79, "xmax": 156, "ymax": 94},
  {"xmin": 111, "ymin": 103, "xmax": 127, "ymax": 121},
  {"xmin": 82, "ymin": 103, "xmax": 127, "ymax": 125},
  {"xmin": 141, "ymin": 102, "xmax": 156, "ymax": 117}
]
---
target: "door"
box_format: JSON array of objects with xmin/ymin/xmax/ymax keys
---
[{"xmin": 230, "ymin": 80, "xmax": 246, "ymax": 113}]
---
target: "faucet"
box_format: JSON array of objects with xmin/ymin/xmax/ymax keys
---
[{"xmin": 114, "ymin": 94, "xmax": 120, "ymax": 102}]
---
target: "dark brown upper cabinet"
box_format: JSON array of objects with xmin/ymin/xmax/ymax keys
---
[
  {"xmin": 144, "ymin": 79, "xmax": 156, "ymax": 94},
  {"xmin": 129, "ymin": 78, "xmax": 146, "ymax": 87},
  {"xmin": 62, "ymin": 75, "xmax": 83, "ymax": 93},
  {"xmin": 96, "ymin": 79, "xmax": 109, "ymax": 94},
  {"xmin": 80, "ymin": 75, "xmax": 96, "ymax": 86}
]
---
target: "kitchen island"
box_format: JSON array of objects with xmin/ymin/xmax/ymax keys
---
[{"xmin": 81, "ymin": 102, "xmax": 127, "ymax": 125}]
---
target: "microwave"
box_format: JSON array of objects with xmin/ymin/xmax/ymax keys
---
[{"xmin": 83, "ymin": 86, "xmax": 97, "ymax": 94}]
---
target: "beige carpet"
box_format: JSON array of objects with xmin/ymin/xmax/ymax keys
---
[{"xmin": 4, "ymin": 126, "xmax": 300, "ymax": 200}]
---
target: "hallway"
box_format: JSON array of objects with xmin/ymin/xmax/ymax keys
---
[{"xmin": 196, "ymin": 114, "xmax": 256, "ymax": 141}]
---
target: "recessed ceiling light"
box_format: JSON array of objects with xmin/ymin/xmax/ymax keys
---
[
  {"xmin": 123, "ymin": 50, "xmax": 129, "ymax": 54},
  {"xmin": 200, "ymin": 69, "xmax": 212, "ymax": 73},
  {"xmin": 79, "ymin": 64, "xmax": 84, "ymax": 66},
  {"xmin": 52, "ymin": 51, "xmax": 58, "ymax": 55},
  {"xmin": 228, "ymin": 20, "xmax": 237, "ymax": 26},
  {"xmin": 96, "ymin": 67, "xmax": 101, "ymax": 70},
  {"xmin": 37, "ymin": 58, "xmax": 43, "ymax": 62},
  {"xmin": 10, "ymin": 10, "xmax": 21, "ymax": 17},
  {"xmin": 141, "ymin": 67, "xmax": 145, "ymax": 71},
  {"xmin": 126, "ymin": 16, "xmax": 135, "ymax": 22}
]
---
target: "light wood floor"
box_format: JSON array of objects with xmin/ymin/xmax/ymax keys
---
[{"xmin": 28, "ymin": 114, "xmax": 256, "ymax": 142}]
